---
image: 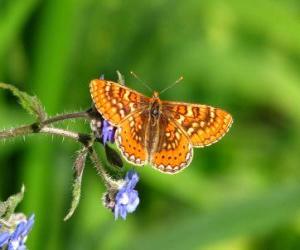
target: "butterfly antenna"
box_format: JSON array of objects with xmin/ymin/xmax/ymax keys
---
[
  {"xmin": 159, "ymin": 76, "xmax": 184, "ymax": 94},
  {"xmin": 130, "ymin": 71, "xmax": 153, "ymax": 93}
]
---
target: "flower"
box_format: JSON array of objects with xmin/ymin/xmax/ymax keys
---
[
  {"xmin": 90, "ymin": 112, "xmax": 116, "ymax": 145},
  {"xmin": 0, "ymin": 214, "xmax": 35, "ymax": 250},
  {"xmin": 102, "ymin": 120, "xmax": 115, "ymax": 144},
  {"xmin": 114, "ymin": 171, "xmax": 140, "ymax": 220},
  {"xmin": 0, "ymin": 231, "xmax": 10, "ymax": 247}
]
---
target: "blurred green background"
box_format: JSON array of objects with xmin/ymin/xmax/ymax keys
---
[{"xmin": 1, "ymin": 0, "xmax": 300, "ymax": 249}]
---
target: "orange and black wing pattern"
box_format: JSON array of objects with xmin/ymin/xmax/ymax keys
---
[
  {"xmin": 90, "ymin": 79, "xmax": 149, "ymax": 126},
  {"xmin": 115, "ymin": 110, "xmax": 149, "ymax": 166},
  {"xmin": 151, "ymin": 115, "xmax": 193, "ymax": 174},
  {"xmin": 163, "ymin": 101, "xmax": 233, "ymax": 147}
]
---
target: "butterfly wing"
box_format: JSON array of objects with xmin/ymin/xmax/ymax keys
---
[
  {"xmin": 150, "ymin": 114, "xmax": 193, "ymax": 174},
  {"xmin": 162, "ymin": 101, "xmax": 233, "ymax": 147},
  {"xmin": 115, "ymin": 110, "xmax": 149, "ymax": 165},
  {"xmin": 90, "ymin": 79, "xmax": 149, "ymax": 126}
]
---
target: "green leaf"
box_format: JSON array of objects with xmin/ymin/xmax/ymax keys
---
[
  {"xmin": 129, "ymin": 184, "xmax": 300, "ymax": 250},
  {"xmin": 0, "ymin": 185, "xmax": 25, "ymax": 219},
  {"xmin": 64, "ymin": 147, "xmax": 88, "ymax": 221},
  {"xmin": 0, "ymin": 83, "xmax": 47, "ymax": 122}
]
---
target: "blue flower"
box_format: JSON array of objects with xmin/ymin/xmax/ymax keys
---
[
  {"xmin": 114, "ymin": 171, "xmax": 140, "ymax": 220},
  {"xmin": 0, "ymin": 214, "xmax": 34, "ymax": 250},
  {"xmin": 102, "ymin": 120, "xmax": 116, "ymax": 145},
  {"xmin": 0, "ymin": 231, "xmax": 10, "ymax": 247},
  {"xmin": 90, "ymin": 116, "xmax": 116, "ymax": 145}
]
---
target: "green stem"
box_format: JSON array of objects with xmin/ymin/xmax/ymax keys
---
[
  {"xmin": 0, "ymin": 125, "xmax": 33, "ymax": 139},
  {"xmin": 89, "ymin": 148, "xmax": 120, "ymax": 190},
  {"xmin": 0, "ymin": 110, "xmax": 93, "ymax": 146},
  {"xmin": 42, "ymin": 110, "xmax": 90, "ymax": 125}
]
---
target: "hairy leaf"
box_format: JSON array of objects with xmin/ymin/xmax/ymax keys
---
[
  {"xmin": 0, "ymin": 185, "xmax": 25, "ymax": 219},
  {"xmin": 64, "ymin": 148, "xmax": 88, "ymax": 221},
  {"xmin": 0, "ymin": 83, "xmax": 47, "ymax": 122}
]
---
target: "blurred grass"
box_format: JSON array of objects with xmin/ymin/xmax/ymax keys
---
[
  {"xmin": 1, "ymin": 0, "xmax": 300, "ymax": 249},
  {"xmin": 131, "ymin": 183, "xmax": 300, "ymax": 250},
  {"xmin": 0, "ymin": 0, "xmax": 39, "ymax": 60}
]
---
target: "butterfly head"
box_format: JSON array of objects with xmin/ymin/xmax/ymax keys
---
[
  {"xmin": 149, "ymin": 91, "xmax": 162, "ymax": 123},
  {"xmin": 152, "ymin": 91, "xmax": 159, "ymax": 98},
  {"xmin": 150, "ymin": 91, "xmax": 161, "ymax": 106}
]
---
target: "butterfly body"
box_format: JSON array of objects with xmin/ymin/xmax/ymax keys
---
[{"xmin": 90, "ymin": 79, "xmax": 233, "ymax": 174}]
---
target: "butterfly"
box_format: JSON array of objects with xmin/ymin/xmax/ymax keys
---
[{"xmin": 90, "ymin": 79, "xmax": 233, "ymax": 174}]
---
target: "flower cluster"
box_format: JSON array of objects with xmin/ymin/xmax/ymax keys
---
[
  {"xmin": 114, "ymin": 171, "xmax": 140, "ymax": 220},
  {"xmin": 0, "ymin": 214, "xmax": 34, "ymax": 250},
  {"xmin": 90, "ymin": 116, "xmax": 116, "ymax": 145},
  {"xmin": 101, "ymin": 120, "xmax": 115, "ymax": 145},
  {"xmin": 103, "ymin": 171, "xmax": 140, "ymax": 220}
]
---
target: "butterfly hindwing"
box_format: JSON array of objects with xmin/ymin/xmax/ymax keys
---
[
  {"xmin": 162, "ymin": 101, "xmax": 233, "ymax": 147},
  {"xmin": 151, "ymin": 115, "xmax": 193, "ymax": 174},
  {"xmin": 90, "ymin": 79, "xmax": 149, "ymax": 126},
  {"xmin": 115, "ymin": 111, "xmax": 148, "ymax": 166}
]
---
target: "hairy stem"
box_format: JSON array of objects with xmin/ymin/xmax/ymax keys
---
[
  {"xmin": 0, "ymin": 125, "xmax": 34, "ymax": 139},
  {"xmin": 42, "ymin": 111, "xmax": 90, "ymax": 125},
  {"xmin": 0, "ymin": 110, "xmax": 93, "ymax": 146},
  {"xmin": 40, "ymin": 127, "xmax": 79, "ymax": 140},
  {"xmin": 89, "ymin": 148, "xmax": 119, "ymax": 189}
]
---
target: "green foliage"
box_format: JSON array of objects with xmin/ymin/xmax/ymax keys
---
[
  {"xmin": 131, "ymin": 184, "xmax": 300, "ymax": 250},
  {"xmin": 64, "ymin": 148, "xmax": 87, "ymax": 221},
  {"xmin": 1, "ymin": 0, "xmax": 300, "ymax": 249},
  {"xmin": 0, "ymin": 186, "xmax": 24, "ymax": 220},
  {"xmin": 0, "ymin": 83, "xmax": 46, "ymax": 122}
]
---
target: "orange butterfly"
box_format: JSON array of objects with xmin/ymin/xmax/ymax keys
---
[{"xmin": 90, "ymin": 79, "xmax": 233, "ymax": 174}]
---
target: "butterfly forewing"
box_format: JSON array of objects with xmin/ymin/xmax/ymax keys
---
[
  {"xmin": 162, "ymin": 101, "xmax": 233, "ymax": 147},
  {"xmin": 90, "ymin": 79, "xmax": 149, "ymax": 126},
  {"xmin": 151, "ymin": 115, "xmax": 193, "ymax": 174},
  {"xmin": 115, "ymin": 110, "xmax": 148, "ymax": 165}
]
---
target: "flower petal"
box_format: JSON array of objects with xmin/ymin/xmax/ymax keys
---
[
  {"xmin": 102, "ymin": 120, "xmax": 115, "ymax": 144},
  {"xmin": 10, "ymin": 221, "xmax": 26, "ymax": 240},
  {"xmin": 21, "ymin": 214, "xmax": 34, "ymax": 237},
  {"xmin": 125, "ymin": 171, "xmax": 139, "ymax": 189},
  {"xmin": 0, "ymin": 232, "xmax": 10, "ymax": 247},
  {"xmin": 113, "ymin": 171, "xmax": 140, "ymax": 220}
]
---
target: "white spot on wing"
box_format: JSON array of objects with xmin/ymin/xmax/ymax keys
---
[
  {"xmin": 187, "ymin": 107, "xmax": 194, "ymax": 116},
  {"xmin": 158, "ymin": 165, "xmax": 165, "ymax": 170},
  {"xmin": 120, "ymin": 109, "xmax": 125, "ymax": 117},
  {"xmin": 166, "ymin": 165, "xmax": 172, "ymax": 171},
  {"xmin": 187, "ymin": 128, "xmax": 194, "ymax": 135}
]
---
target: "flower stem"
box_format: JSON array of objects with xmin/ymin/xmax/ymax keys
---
[
  {"xmin": 89, "ymin": 148, "xmax": 119, "ymax": 190},
  {"xmin": 0, "ymin": 110, "xmax": 93, "ymax": 146},
  {"xmin": 0, "ymin": 125, "xmax": 33, "ymax": 139},
  {"xmin": 42, "ymin": 111, "xmax": 90, "ymax": 125}
]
